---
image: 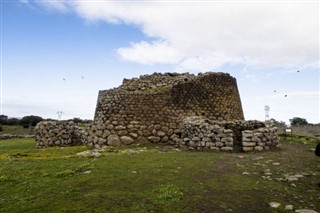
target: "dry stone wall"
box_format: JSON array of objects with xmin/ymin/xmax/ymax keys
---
[
  {"xmin": 35, "ymin": 121, "xmax": 89, "ymax": 148},
  {"xmin": 89, "ymin": 72, "xmax": 244, "ymax": 147},
  {"xmin": 34, "ymin": 71, "xmax": 280, "ymax": 152},
  {"xmin": 176, "ymin": 117, "xmax": 279, "ymax": 152}
]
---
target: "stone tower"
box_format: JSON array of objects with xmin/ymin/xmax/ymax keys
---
[{"xmin": 88, "ymin": 72, "xmax": 244, "ymax": 146}]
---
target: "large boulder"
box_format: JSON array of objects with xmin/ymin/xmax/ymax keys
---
[
  {"xmin": 120, "ymin": 136, "xmax": 134, "ymax": 145},
  {"xmin": 107, "ymin": 134, "xmax": 121, "ymax": 147}
]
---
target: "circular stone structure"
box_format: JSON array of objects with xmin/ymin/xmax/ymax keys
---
[{"xmin": 88, "ymin": 72, "xmax": 244, "ymax": 146}]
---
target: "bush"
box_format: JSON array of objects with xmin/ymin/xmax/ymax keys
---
[
  {"xmin": 0, "ymin": 125, "xmax": 3, "ymax": 132},
  {"xmin": 6, "ymin": 118, "xmax": 19, "ymax": 126},
  {"xmin": 0, "ymin": 115, "xmax": 8, "ymax": 125},
  {"xmin": 22, "ymin": 124, "xmax": 30, "ymax": 129},
  {"xmin": 20, "ymin": 115, "xmax": 43, "ymax": 127},
  {"xmin": 290, "ymin": 117, "xmax": 308, "ymax": 126}
]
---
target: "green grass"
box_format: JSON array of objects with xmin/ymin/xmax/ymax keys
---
[
  {"xmin": 0, "ymin": 138, "xmax": 319, "ymax": 213},
  {"xmin": 0, "ymin": 125, "xmax": 33, "ymax": 135}
]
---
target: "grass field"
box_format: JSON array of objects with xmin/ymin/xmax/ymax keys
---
[
  {"xmin": 0, "ymin": 138, "xmax": 319, "ymax": 213},
  {"xmin": 0, "ymin": 125, "xmax": 33, "ymax": 135}
]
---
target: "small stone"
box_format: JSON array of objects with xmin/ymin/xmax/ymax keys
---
[
  {"xmin": 129, "ymin": 133, "xmax": 138, "ymax": 138},
  {"xmin": 84, "ymin": 171, "xmax": 92, "ymax": 174},
  {"xmin": 295, "ymin": 210, "xmax": 318, "ymax": 213},
  {"xmin": 135, "ymin": 137, "xmax": 149, "ymax": 144},
  {"xmin": 272, "ymin": 162, "xmax": 280, "ymax": 166},
  {"xmin": 254, "ymin": 146, "xmax": 263, "ymax": 151},
  {"xmin": 242, "ymin": 172, "xmax": 250, "ymax": 175},
  {"xmin": 92, "ymin": 152, "xmax": 101, "ymax": 158},
  {"xmin": 115, "ymin": 125, "xmax": 126, "ymax": 130},
  {"xmin": 157, "ymin": 131, "xmax": 166, "ymax": 137},
  {"xmin": 132, "ymin": 170, "xmax": 138, "ymax": 174},
  {"xmin": 148, "ymin": 136, "xmax": 160, "ymax": 143},
  {"xmin": 285, "ymin": 205, "xmax": 293, "ymax": 210},
  {"xmin": 269, "ymin": 202, "xmax": 281, "ymax": 208}
]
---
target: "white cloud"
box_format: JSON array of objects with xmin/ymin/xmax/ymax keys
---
[
  {"xmin": 34, "ymin": 1, "xmax": 319, "ymax": 71},
  {"xmin": 36, "ymin": 0, "xmax": 70, "ymax": 13},
  {"xmin": 117, "ymin": 40, "xmax": 183, "ymax": 64}
]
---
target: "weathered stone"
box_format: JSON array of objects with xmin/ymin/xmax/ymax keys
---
[
  {"xmin": 135, "ymin": 137, "xmax": 149, "ymax": 144},
  {"xmin": 129, "ymin": 133, "xmax": 138, "ymax": 138},
  {"xmin": 221, "ymin": 147, "xmax": 233, "ymax": 151},
  {"xmin": 242, "ymin": 142, "xmax": 256, "ymax": 147},
  {"xmin": 295, "ymin": 209, "xmax": 318, "ymax": 213},
  {"xmin": 120, "ymin": 136, "xmax": 134, "ymax": 145},
  {"xmin": 243, "ymin": 147, "xmax": 254, "ymax": 152},
  {"xmin": 107, "ymin": 134, "xmax": 121, "ymax": 147},
  {"xmin": 115, "ymin": 125, "xmax": 126, "ymax": 130},
  {"xmin": 98, "ymin": 138, "xmax": 107, "ymax": 145},
  {"xmin": 154, "ymin": 125, "xmax": 161, "ymax": 130},
  {"xmin": 157, "ymin": 131, "xmax": 166, "ymax": 137},
  {"xmin": 148, "ymin": 136, "xmax": 161, "ymax": 143},
  {"xmin": 254, "ymin": 146, "xmax": 263, "ymax": 151},
  {"xmin": 161, "ymin": 136, "xmax": 169, "ymax": 142},
  {"xmin": 118, "ymin": 130, "xmax": 128, "ymax": 136}
]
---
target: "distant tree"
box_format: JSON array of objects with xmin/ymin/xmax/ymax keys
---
[
  {"xmin": 289, "ymin": 117, "xmax": 308, "ymax": 126},
  {"xmin": 20, "ymin": 115, "xmax": 43, "ymax": 127},
  {"xmin": 6, "ymin": 118, "xmax": 19, "ymax": 126},
  {"xmin": 71, "ymin": 117, "xmax": 82, "ymax": 123},
  {"xmin": 0, "ymin": 114, "xmax": 8, "ymax": 125},
  {"xmin": 269, "ymin": 118, "xmax": 286, "ymax": 126}
]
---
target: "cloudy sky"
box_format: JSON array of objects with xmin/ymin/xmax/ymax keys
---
[{"xmin": 1, "ymin": 0, "xmax": 319, "ymax": 124}]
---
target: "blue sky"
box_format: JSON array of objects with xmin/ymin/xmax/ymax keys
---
[{"xmin": 1, "ymin": 0, "xmax": 319, "ymax": 124}]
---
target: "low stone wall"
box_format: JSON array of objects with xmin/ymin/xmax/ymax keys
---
[
  {"xmin": 242, "ymin": 127, "xmax": 279, "ymax": 151},
  {"xmin": 175, "ymin": 117, "xmax": 279, "ymax": 152},
  {"xmin": 178, "ymin": 117, "xmax": 233, "ymax": 151},
  {"xmin": 35, "ymin": 118, "xmax": 279, "ymax": 152},
  {"xmin": 35, "ymin": 121, "xmax": 89, "ymax": 148}
]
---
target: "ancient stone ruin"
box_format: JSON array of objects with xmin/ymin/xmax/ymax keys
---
[{"xmin": 35, "ymin": 72, "xmax": 279, "ymax": 152}]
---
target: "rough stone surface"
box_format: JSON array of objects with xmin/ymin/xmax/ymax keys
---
[
  {"xmin": 174, "ymin": 117, "xmax": 279, "ymax": 152},
  {"xmin": 34, "ymin": 121, "xmax": 88, "ymax": 148},
  {"xmin": 295, "ymin": 210, "xmax": 318, "ymax": 213},
  {"xmin": 120, "ymin": 136, "xmax": 135, "ymax": 145},
  {"xmin": 35, "ymin": 72, "xmax": 279, "ymax": 152},
  {"xmin": 107, "ymin": 134, "xmax": 121, "ymax": 147},
  {"xmin": 91, "ymin": 72, "xmax": 244, "ymax": 146}
]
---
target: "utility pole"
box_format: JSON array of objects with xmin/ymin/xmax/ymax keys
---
[
  {"xmin": 57, "ymin": 111, "xmax": 63, "ymax": 120},
  {"xmin": 265, "ymin": 105, "xmax": 270, "ymax": 122}
]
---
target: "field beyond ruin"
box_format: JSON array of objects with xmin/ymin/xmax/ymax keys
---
[{"xmin": 0, "ymin": 137, "xmax": 319, "ymax": 213}]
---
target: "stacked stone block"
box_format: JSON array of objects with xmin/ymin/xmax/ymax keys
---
[
  {"xmin": 242, "ymin": 126, "xmax": 279, "ymax": 151},
  {"xmin": 34, "ymin": 71, "xmax": 281, "ymax": 152},
  {"xmin": 179, "ymin": 117, "xmax": 234, "ymax": 151},
  {"xmin": 90, "ymin": 72, "xmax": 244, "ymax": 147},
  {"xmin": 176, "ymin": 117, "xmax": 279, "ymax": 152},
  {"xmin": 35, "ymin": 121, "xmax": 88, "ymax": 148}
]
